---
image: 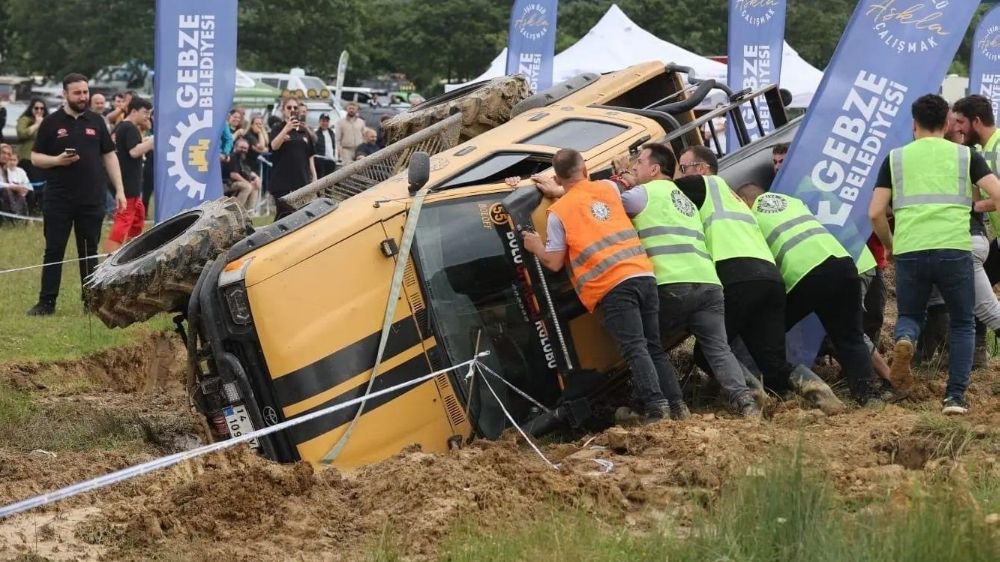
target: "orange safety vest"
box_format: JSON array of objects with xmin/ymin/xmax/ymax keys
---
[{"xmin": 548, "ymin": 180, "xmax": 652, "ymax": 311}]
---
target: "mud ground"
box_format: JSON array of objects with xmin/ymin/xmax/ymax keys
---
[{"xmin": 1, "ymin": 324, "xmax": 998, "ymax": 561}]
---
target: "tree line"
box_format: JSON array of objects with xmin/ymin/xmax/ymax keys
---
[{"xmin": 0, "ymin": 0, "xmax": 990, "ymax": 95}]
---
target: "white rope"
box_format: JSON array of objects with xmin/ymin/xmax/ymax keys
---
[
  {"xmin": 0, "ymin": 210, "xmax": 44, "ymax": 222},
  {"xmin": 474, "ymin": 361, "xmax": 552, "ymax": 414},
  {"xmin": 474, "ymin": 363, "xmax": 560, "ymax": 470},
  {"xmin": 0, "ymin": 253, "xmax": 110, "ymax": 275},
  {"xmin": 0, "ymin": 353, "xmax": 489, "ymax": 521}
]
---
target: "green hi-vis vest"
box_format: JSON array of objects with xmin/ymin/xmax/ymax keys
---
[
  {"xmin": 856, "ymin": 245, "xmax": 877, "ymax": 275},
  {"xmin": 889, "ymin": 137, "xmax": 973, "ymax": 254},
  {"xmin": 698, "ymin": 175, "xmax": 775, "ymax": 264},
  {"xmin": 750, "ymin": 193, "xmax": 849, "ymax": 292},
  {"xmin": 980, "ymin": 129, "xmax": 1000, "ymax": 237},
  {"xmin": 631, "ymin": 180, "xmax": 721, "ymax": 286}
]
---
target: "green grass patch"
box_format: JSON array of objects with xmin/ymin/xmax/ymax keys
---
[
  {"xmin": 0, "ymin": 222, "xmax": 171, "ymax": 364},
  {"xmin": 398, "ymin": 449, "xmax": 1000, "ymax": 562},
  {"xmin": 0, "ymin": 382, "xmax": 159, "ymax": 453},
  {"xmin": 0, "ymin": 383, "xmax": 34, "ymax": 424}
]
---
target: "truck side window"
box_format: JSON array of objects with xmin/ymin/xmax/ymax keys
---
[
  {"xmin": 438, "ymin": 153, "xmax": 552, "ymax": 190},
  {"xmin": 520, "ymin": 119, "xmax": 628, "ymax": 152}
]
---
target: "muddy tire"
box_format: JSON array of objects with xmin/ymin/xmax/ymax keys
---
[
  {"xmin": 382, "ymin": 76, "xmax": 532, "ymax": 145},
  {"xmin": 84, "ymin": 198, "xmax": 251, "ymax": 329}
]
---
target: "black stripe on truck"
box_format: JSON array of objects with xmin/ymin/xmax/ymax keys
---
[
  {"xmin": 272, "ymin": 318, "xmax": 422, "ymax": 408},
  {"xmin": 286, "ymin": 352, "xmax": 432, "ymax": 444}
]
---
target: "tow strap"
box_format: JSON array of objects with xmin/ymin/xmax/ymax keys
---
[{"xmin": 321, "ymin": 184, "xmax": 431, "ymax": 464}]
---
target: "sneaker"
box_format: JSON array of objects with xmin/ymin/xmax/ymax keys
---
[
  {"xmin": 888, "ymin": 338, "xmax": 915, "ymax": 392},
  {"xmin": 26, "ymin": 301, "xmax": 55, "ymax": 316},
  {"xmin": 941, "ymin": 395, "xmax": 969, "ymax": 416},
  {"xmin": 735, "ymin": 396, "xmax": 762, "ymax": 419},
  {"xmin": 668, "ymin": 401, "xmax": 691, "ymax": 421},
  {"xmin": 614, "ymin": 406, "xmax": 644, "ymax": 425}
]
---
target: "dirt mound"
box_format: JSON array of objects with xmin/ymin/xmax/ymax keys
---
[
  {"xmin": 3, "ymin": 322, "xmax": 1000, "ymax": 561},
  {"xmin": 77, "ymin": 413, "xmax": 816, "ymax": 560},
  {"xmin": 0, "ymin": 331, "xmax": 185, "ymax": 395}
]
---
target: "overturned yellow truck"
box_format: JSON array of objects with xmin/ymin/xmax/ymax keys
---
[{"xmin": 85, "ymin": 62, "xmax": 796, "ymax": 467}]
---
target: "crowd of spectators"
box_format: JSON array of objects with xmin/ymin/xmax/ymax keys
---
[
  {"xmin": 222, "ymin": 97, "xmax": 386, "ymax": 220},
  {"xmin": 3, "ymin": 90, "xmax": 391, "ymax": 224}
]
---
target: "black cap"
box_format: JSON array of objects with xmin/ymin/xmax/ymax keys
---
[{"xmin": 319, "ymin": 113, "xmax": 330, "ymax": 120}]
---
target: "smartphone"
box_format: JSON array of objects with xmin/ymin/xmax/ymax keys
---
[{"xmin": 65, "ymin": 148, "xmax": 78, "ymax": 157}]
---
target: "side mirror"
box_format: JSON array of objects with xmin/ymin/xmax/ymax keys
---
[{"xmin": 408, "ymin": 151, "xmax": 430, "ymax": 195}]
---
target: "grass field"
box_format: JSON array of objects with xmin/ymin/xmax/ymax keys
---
[
  {"xmin": 0, "ymin": 221, "xmax": 171, "ymax": 363},
  {"xmin": 374, "ymin": 449, "xmax": 1000, "ymax": 562}
]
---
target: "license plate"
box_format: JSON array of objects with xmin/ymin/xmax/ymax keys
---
[{"xmin": 223, "ymin": 405, "xmax": 259, "ymax": 449}]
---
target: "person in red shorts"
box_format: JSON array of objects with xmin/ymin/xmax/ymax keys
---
[{"xmin": 105, "ymin": 96, "xmax": 154, "ymax": 252}]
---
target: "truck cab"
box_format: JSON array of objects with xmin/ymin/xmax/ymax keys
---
[{"xmin": 186, "ymin": 63, "xmax": 789, "ymax": 468}]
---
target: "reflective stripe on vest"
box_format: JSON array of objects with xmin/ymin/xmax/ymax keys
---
[
  {"xmin": 888, "ymin": 138, "xmax": 974, "ymax": 254},
  {"xmin": 703, "ymin": 176, "xmax": 758, "ymax": 229},
  {"xmin": 890, "ymin": 144, "xmax": 972, "ymax": 209},
  {"xmin": 698, "ymin": 175, "xmax": 775, "ymax": 265},
  {"xmin": 570, "ymin": 229, "xmax": 639, "ymax": 271},
  {"xmin": 751, "ymin": 192, "xmax": 848, "ymax": 291},
  {"xmin": 773, "ymin": 226, "xmax": 830, "ymax": 267},
  {"xmin": 548, "ymin": 179, "xmax": 652, "ymax": 311},
  {"xmin": 573, "ymin": 246, "xmax": 646, "ymax": 291},
  {"xmin": 632, "ymin": 180, "xmax": 721, "ymax": 286}
]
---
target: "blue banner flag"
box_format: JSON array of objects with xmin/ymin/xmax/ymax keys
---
[
  {"xmin": 970, "ymin": 5, "xmax": 1000, "ymax": 113},
  {"xmin": 505, "ymin": 1, "xmax": 559, "ymax": 92},
  {"xmin": 153, "ymin": 0, "xmax": 238, "ymax": 222},
  {"xmin": 770, "ymin": 0, "xmax": 979, "ymax": 363},
  {"xmin": 726, "ymin": 0, "xmax": 787, "ymax": 153}
]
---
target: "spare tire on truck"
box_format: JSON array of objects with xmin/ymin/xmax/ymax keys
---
[
  {"xmin": 382, "ymin": 75, "xmax": 532, "ymax": 145},
  {"xmin": 84, "ymin": 198, "xmax": 251, "ymax": 329}
]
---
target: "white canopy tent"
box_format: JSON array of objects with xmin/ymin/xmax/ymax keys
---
[
  {"xmin": 777, "ymin": 42, "xmax": 824, "ymax": 109},
  {"xmin": 446, "ymin": 4, "xmax": 726, "ymax": 91},
  {"xmin": 446, "ymin": 4, "xmax": 822, "ymax": 109}
]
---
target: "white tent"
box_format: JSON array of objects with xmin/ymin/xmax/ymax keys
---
[
  {"xmin": 446, "ymin": 4, "xmax": 726, "ymax": 91},
  {"xmin": 447, "ymin": 4, "xmax": 823, "ymax": 109},
  {"xmin": 777, "ymin": 42, "xmax": 824, "ymax": 109}
]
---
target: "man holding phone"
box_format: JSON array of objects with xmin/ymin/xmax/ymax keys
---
[
  {"xmin": 268, "ymin": 97, "xmax": 316, "ymax": 220},
  {"xmin": 26, "ymin": 73, "xmax": 126, "ymax": 316}
]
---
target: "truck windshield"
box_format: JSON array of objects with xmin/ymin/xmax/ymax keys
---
[{"xmin": 413, "ymin": 194, "xmax": 561, "ymax": 438}]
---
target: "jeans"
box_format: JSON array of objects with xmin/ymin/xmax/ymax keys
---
[
  {"xmin": 719, "ymin": 279, "xmax": 795, "ymax": 393},
  {"xmin": 658, "ymin": 282, "xmax": 751, "ymax": 404},
  {"xmin": 786, "ymin": 257, "xmax": 876, "ymax": 399},
  {"xmin": 972, "ymin": 234, "xmax": 1000, "ymax": 330},
  {"xmin": 598, "ymin": 276, "xmax": 683, "ymax": 409},
  {"xmin": 895, "ymin": 249, "xmax": 975, "ymax": 398},
  {"xmin": 39, "ymin": 199, "xmax": 104, "ymax": 304}
]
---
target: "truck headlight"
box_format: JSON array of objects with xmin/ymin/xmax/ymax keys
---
[
  {"xmin": 219, "ymin": 258, "xmax": 254, "ymax": 325},
  {"xmin": 224, "ymin": 286, "xmax": 252, "ymax": 325}
]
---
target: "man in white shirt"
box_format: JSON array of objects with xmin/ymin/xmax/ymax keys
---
[
  {"xmin": 1, "ymin": 142, "xmax": 32, "ymax": 216},
  {"xmin": 315, "ymin": 113, "xmax": 336, "ymax": 177}
]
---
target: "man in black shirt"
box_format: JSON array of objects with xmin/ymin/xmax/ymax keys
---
[
  {"xmin": 269, "ymin": 98, "xmax": 316, "ymax": 220},
  {"xmin": 105, "ymin": 96, "xmax": 154, "ymax": 252},
  {"xmin": 27, "ymin": 73, "xmax": 125, "ymax": 316},
  {"xmin": 672, "ymin": 146, "xmax": 844, "ymax": 413},
  {"xmin": 223, "ymin": 137, "xmax": 261, "ymax": 211}
]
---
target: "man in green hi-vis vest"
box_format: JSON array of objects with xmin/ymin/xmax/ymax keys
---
[
  {"xmin": 871, "ymin": 94, "xmax": 1000, "ymax": 416},
  {"xmin": 736, "ymin": 184, "xmax": 880, "ymax": 404},
  {"xmin": 671, "ymin": 145, "xmax": 844, "ymax": 415},
  {"xmin": 614, "ymin": 143, "xmax": 761, "ymax": 418},
  {"xmin": 947, "ymin": 94, "xmax": 1000, "ymax": 367}
]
